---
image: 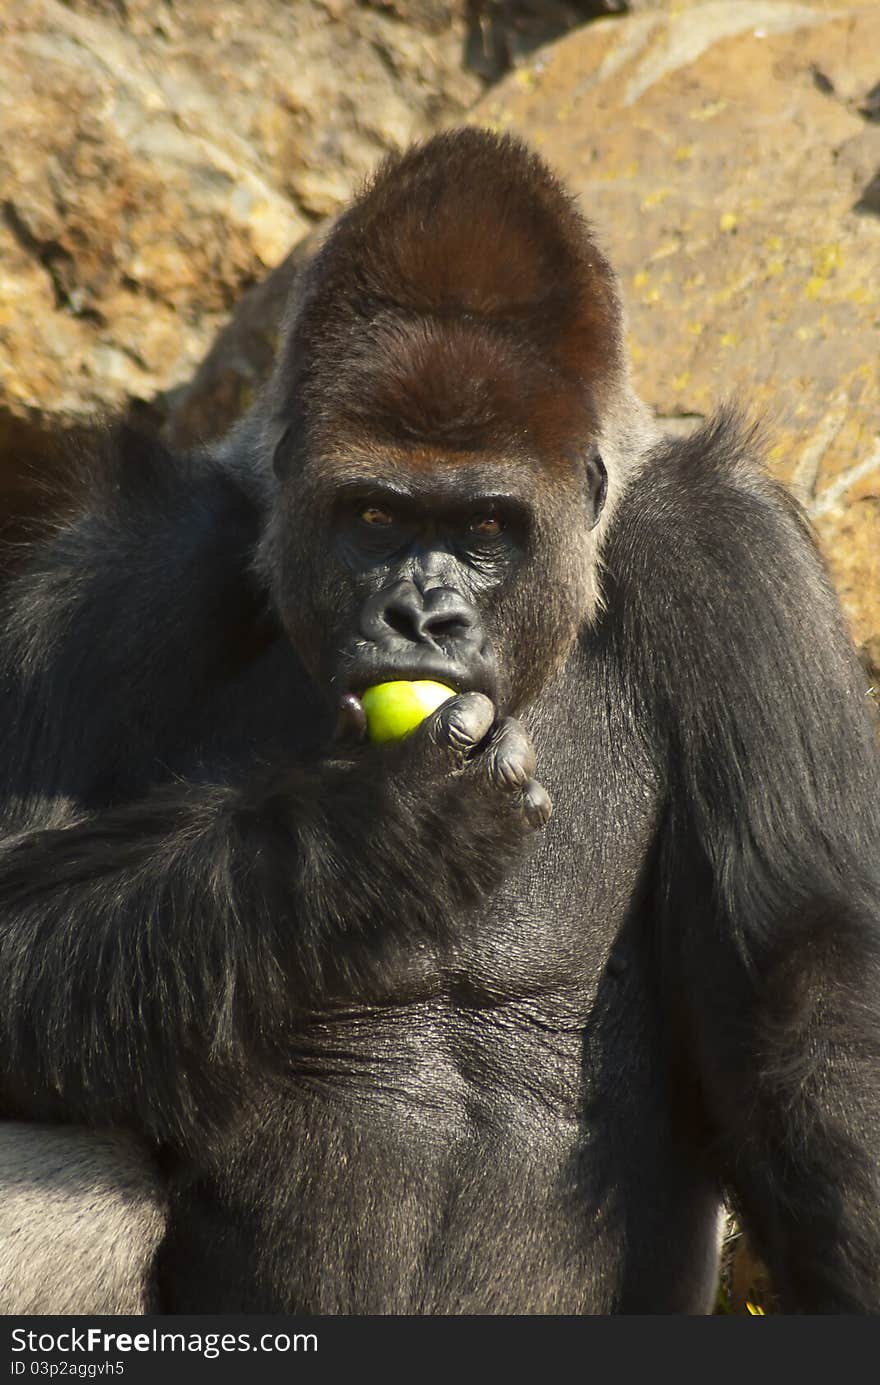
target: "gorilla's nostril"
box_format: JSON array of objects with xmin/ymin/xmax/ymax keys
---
[
  {"xmin": 423, "ymin": 613, "xmax": 472, "ymax": 642},
  {"xmin": 362, "ymin": 582, "xmax": 482, "ymax": 649},
  {"xmin": 420, "ymin": 588, "xmax": 480, "ymax": 646},
  {"xmin": 383, "ymin": 604, "xmax": 419, "ymax": 640}
]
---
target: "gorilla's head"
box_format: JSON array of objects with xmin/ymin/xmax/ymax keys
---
[{"xmin": 258, "ymin": 130, "xmax": 638, "ymax": 715}]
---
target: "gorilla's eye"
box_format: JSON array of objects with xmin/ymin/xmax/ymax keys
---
[
  {"xmin": 360, "ymin": 506, "xmax": 395, "ymax": 527},
  {"xmin": 468, "ymin": 514, "xmax": 505, "ymax": 538}
]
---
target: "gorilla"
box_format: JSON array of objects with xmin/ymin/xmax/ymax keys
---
[{"xmin": 0, "ymin": 128, "xmax": 879, "ymax": 1315}]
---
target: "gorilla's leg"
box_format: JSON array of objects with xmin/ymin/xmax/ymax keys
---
[{"xmin": 0, "ymin": 1122, "xmax": 166, "ymax": 1314}]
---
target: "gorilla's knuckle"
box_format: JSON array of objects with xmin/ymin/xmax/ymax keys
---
[
  {"xmin": 485, "ymin": 719, "xmax": 536, "ymax": 793},
  {"xmin": 521, "ymin": 780, "xmax": 553, "ymax": 829},
  {"xmin": 490, "ymin": 749, "xmax": 530, "ymax": 791},
  {"xmin": 439, "ymin": 693, "xmax": 493, "ymax": 753},
  {"xmin": 442, "ymin": 715, "xmax": 478, "ymax": 755}
]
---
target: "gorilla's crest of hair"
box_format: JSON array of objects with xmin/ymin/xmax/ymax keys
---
[{"xmin": 280, "ymin": 129, "xmax": 624, "ymax": 466}]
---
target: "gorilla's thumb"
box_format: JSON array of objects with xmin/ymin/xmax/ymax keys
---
[{"xmin": 419, "ymin": 692, "xmax": 496, "ymax": 769}]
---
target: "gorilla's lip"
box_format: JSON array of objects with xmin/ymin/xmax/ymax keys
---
[
  {"xmin": 352, "ymin": 667, "xmax": 474, "ymax": 697},
  {"xmin": 339, "ymin": 636, "xmax": 499, "ymax": 705},
  {"xmin": 345, "ymin": 655, "xmax": 495, "ymax": 702}
]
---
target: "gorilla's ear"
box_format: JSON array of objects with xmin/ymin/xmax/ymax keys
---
[
  {"xmin": 584, "ymin": 445, "xmax": 607, "ymax": 529},
  {"xmin": 269, "ymin": 390, "xmax": 310, "ymax": 480},
  {"xmin": 271, "ymin": 424, "xmax": 295, "ymax": 479}
]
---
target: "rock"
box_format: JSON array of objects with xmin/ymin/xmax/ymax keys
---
[
  {"xmin": 471, "ymin": 0, "xmax": 880, "ymax": 646},
  {"xmin": 166, "ymin": 225, "xmax": 330, "ymax": 449},
  {"xmin": 0, "ymin": 0, "xmax": 484, "ymax": 442}
]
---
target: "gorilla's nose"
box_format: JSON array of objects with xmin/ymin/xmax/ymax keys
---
[{"xmin": 361, "ymin": 581, "xmax": 483, "ymax": 649}]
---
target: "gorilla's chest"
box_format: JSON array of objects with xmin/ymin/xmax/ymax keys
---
[
  {"xmin": 166, "ymin": 888, "xmax": 690, "ymax": 1315},
  {"xmin": 463, "ymin": 669, "xmax": 662, "ymax": 994},
  {"xmin": 165, "ymin": 752, "xmax": 670, "ymax": 1313}
]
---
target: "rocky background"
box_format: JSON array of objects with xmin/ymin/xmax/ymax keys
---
[{"xmin": 1, "ymin": 0, "xmax": 878, "ymax": 1310}]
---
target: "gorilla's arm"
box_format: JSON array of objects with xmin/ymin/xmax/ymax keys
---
[
  {"xmin": 0, "ymin": 698, "xmax": 538, "ymax": 1154},
  {"xmin": 608, "ymin": 413, "xmax": 880, "ymax": 1312}
]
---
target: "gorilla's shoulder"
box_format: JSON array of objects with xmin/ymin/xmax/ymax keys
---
[
  {"xmin": 47, "ymin": 422, "xmax": 259, "ymax": 547},
  {"xmin": 0, "ymin": 423, "xmax": 274, "ymax": 799},
  {"xmin": 605, "ymin": 407, "xmax": 811, "ymax": 593},
  {"xmin": 0, "ymin": 422, "xmax": 265, "ymax": 612},
  {"xmin": 599, "ymin": 403, "xmax": 863, "ymax": 769}
]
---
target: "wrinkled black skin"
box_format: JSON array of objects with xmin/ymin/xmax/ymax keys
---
[{"xmin": 1, "ymin": 412, "xmax": 880, "ymax": 1314}]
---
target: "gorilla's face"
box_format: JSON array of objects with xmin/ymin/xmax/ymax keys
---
[{"xmin": 266, "ymin": 438, "xmax": 605, "ymax": 716}]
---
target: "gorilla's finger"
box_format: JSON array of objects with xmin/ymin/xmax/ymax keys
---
[
  {"xmin": 334, "ymin": 693, "xmax": 368, "ymax": 745},
  {"xmin": 520, "ymin": 779, "xmax": 553, "ymax": 829},
  {"xmin": 422, "ymin": 692, "xmax": 496, "ymax": 767},
  {"xmin": 483, "ymin": 718, "xmax": 536, "ymax": 792}
]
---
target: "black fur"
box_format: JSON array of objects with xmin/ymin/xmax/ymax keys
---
[{"xmin": 0, "ymin": 131, "xmax": 879, "ymax": 1313}]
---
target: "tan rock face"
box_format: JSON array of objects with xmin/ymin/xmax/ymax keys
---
[
  {"xmin": 473, "ymin": 2, "xmax": 880, "ymax": 645},
  {"xmin": 166, "ymin": 227, "xmax": 328, "ymax": 449},
  {"xmin": 0, "ymin": 0, "xmax": 482, "ymax": 440}
]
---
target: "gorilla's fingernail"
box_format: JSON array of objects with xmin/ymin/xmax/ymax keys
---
[{"xmin": 335, "ymin": 693, "xmax": 367, "ymax": 743}]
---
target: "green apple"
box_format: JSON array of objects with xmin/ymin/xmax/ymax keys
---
[{"xmin": 361, "ymin": 679, "xmax": 456, "ymax": 743}]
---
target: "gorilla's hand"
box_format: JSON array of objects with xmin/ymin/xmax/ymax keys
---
[
  {"xmin": 402, "ymin": 692, "xmax": 552, "ymax": 831},
  {"xmin": 328, "ymin": 690, "xmax": 551, "ymax": 924}
]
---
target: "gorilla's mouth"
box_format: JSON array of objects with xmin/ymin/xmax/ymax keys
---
[{"xmin": 341, "ymin": 641, "xmax": 498, "ymax": 704}]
